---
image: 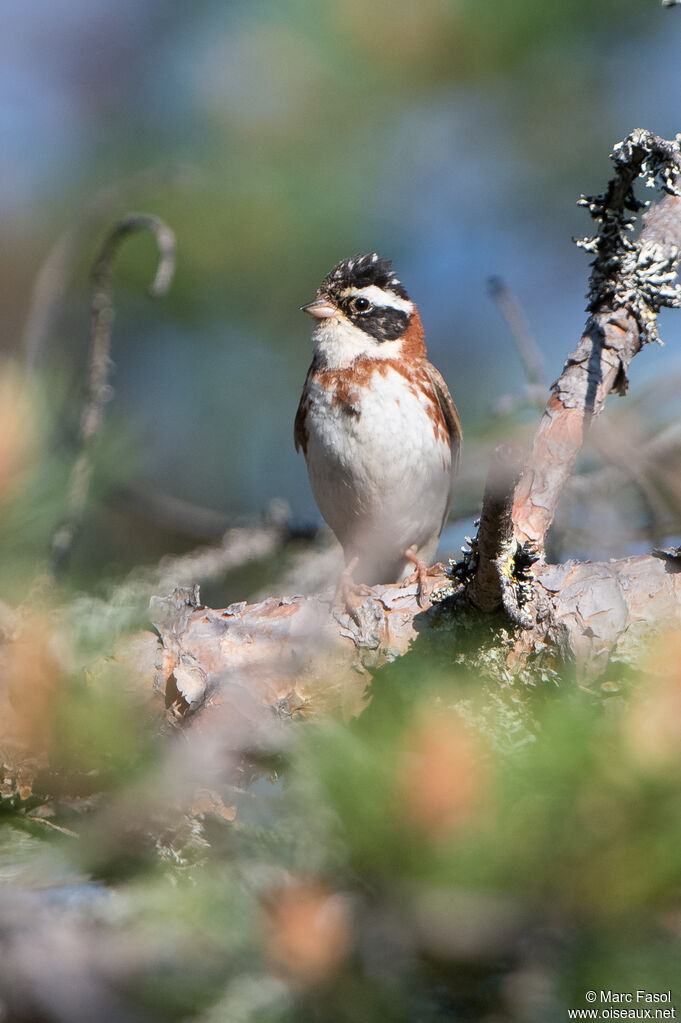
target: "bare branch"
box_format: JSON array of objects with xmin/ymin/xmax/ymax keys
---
[
  {"xmin": 152, "ymin": 525, "xmax": 283, "ymax": 596},
  {"xmin": 588, "ymin": 420, "xmax": 670, "ymax": 546},
  {"xmin": 49, "ymin": 214, "xmax": 176, "ymax": 577},
  {"xmin": 492, "ymin": 384, "xmax": 547, "ymax": 417}
]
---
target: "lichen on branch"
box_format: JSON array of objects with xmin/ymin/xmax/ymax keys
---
[
  {"xmin": 576, "ymin": 129, "xmax": 681, "ymax": 346},
  {"xmin": 512, "ymin": 131, "xmax": 681, "ymax": 551}
]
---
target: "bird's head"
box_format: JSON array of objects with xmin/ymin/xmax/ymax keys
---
[{"xmin": 301, "ymin": 253, "xmax": 425, "ymax": 368}]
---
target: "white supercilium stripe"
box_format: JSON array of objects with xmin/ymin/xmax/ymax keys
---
[{"xmin": 339, "ymin": 285, "xmax": 413, "ymax": 314}]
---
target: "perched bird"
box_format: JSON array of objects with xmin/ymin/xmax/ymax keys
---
[{"xmin": 295, "ymin": 253, "xmax": 461, "ymax": 597}]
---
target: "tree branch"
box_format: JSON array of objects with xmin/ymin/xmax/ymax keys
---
[
  {"xmin": 512, "ymin": 131, "xmax": 681, "ymax": 551},
  {"xmin": 467, "ymin": 446, "xmax": 526, "ymax": 619}
]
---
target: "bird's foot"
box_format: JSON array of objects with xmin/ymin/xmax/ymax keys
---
[
  {"xmin": 401, "ymin": 547, "xmax": 444, "ymax": 608},
  {"xmin": 334, "ymin": 557, "xmax": 373, "ymax": 626}
]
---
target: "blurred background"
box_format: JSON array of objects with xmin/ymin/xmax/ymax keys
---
[{"xmin": 3, "ymin": 0, "xmax": 681, "ymax": 598}]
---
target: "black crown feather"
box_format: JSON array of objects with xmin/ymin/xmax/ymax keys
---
[{"xmin": 321, "ymin": 253, "xmax": 409, "ymax": 301}]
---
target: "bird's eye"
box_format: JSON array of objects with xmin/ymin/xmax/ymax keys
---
[{"xmin": 352, "ymin": 297, "xmax": 371, "ymax": 314}]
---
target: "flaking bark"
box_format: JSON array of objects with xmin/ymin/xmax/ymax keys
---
[{"xmin": 144, "ymin": 543, "xmax": 681, "ymax": 738}]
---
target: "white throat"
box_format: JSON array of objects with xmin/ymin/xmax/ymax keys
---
[{"xmin": 311, "ymin": 314, "xmax": 407, "ymax": 370}]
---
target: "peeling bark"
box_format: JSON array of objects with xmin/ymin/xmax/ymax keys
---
[
  {"xmin": 149, "ymin": 580, "xmax": 429, "ymax": 730},
  {"xmin": 147, "ymin": 549, "xmax": 681, "ymax": 732}
]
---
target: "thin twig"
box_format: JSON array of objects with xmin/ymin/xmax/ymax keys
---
[
  {"xmin": 49, "ymin": 214, "xmax": 176, "ymax": 578},
  {"xmin": 252, "ymin": 539, "xmax": 341, "ymax": 600},
  {"xmin": 111, "ymin": 484, "xmax": 232, "ymax": 542},
  {"xmin": 153, "ymin": 525, "xmax": 282, "ymax": 595},
  {"xmin": 565, "ymin": 418, "xmax": 681, "ymax": 539},
  {"xmin": 97, "ymin": 498, "xmax": 317, "ymax": 613},
  {"xmin": 22, "ymin": 165, "xmax": 186, "ymax": 369},
  {"xmin": 487, "ymin": 277, "xmax": 546, "ymax": 387}
]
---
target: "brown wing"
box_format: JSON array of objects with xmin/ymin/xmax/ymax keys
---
[
  {"xmin": 294, "ymin": 365, "xmax": 313, "ymax": 455},
  {"xmin": 423, "ymin": 362, "xmax": 462, "ymax": 472}
]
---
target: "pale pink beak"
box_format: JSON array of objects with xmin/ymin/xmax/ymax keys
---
[{"xmin": 300, "ymin": 294, "xmax": 337, "ymax": 319}]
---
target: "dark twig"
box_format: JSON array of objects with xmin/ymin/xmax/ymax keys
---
[
  {"xmin": 112, "ymin": 484, "xmax": 321, "ymax": 546},
  {"xmin": 49, "ymin": 214, "xmax": 176, "ymax": 577},
  {"xmin": 488, "ymin": 277, "xmax": 546, "ymax": 388}
]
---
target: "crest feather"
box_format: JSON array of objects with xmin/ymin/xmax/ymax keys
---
[{"xmin": 321, "ymin": 253, "xmax": 409, "ymax": 301}]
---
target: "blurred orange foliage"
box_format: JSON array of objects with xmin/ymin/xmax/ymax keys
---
[
  {"xmin": 398, "ymin": 708, "xmax": 489, "ymax": 838},
  {"xmin": 264, "ymin": 881, "xmax": 353, "ymax": 985}
]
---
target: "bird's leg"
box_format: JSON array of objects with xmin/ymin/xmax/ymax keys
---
[
  {"xmin": 401, "ymin": 545, "xmax": 443, "ymax": 608},
  {"xmin": 334, "ymin": 556, "xmax": 373, "ymax": 624}
]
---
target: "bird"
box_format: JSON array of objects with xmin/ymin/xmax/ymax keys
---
[{"xmin": 294, "ymin": 252, "xmax": 461, "ymax": 603}]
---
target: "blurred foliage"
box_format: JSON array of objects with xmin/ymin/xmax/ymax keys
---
[{"xmin": 2, "ymin": 597, "xmax": 681, "ymax": 1020}]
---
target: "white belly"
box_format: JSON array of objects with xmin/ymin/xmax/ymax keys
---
[{"xmin": 304, "ymin": 366, "xmax": 452, "ymax": 584}]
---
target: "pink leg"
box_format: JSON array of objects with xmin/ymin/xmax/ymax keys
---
[
  {"xmin": 402, "ymin": 546, "xmax": 444, "ymax": 608},
  {"xmin": 334, "ymin": 556, "xmax": 373, "ymax": 624}
]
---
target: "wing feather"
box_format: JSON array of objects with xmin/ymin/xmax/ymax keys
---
[
  {"xmin": 423, "ymin": 362, "xmax": 462, "ymax": 472},
  {"xmin": 294, "ymin": 366, "xmax": 313, "ymax": 455}
]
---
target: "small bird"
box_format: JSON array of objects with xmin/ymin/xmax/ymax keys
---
[{"xmin": 295, "ymin": 253, "xmax": 461, "ymax": 599}]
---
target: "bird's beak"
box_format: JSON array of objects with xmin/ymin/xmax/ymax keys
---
[{"xmin": 300, "ymin": 295, "xmax": 337, "ymax": 319}]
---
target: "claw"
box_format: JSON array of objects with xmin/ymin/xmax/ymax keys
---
[
  {"xmin": 335, "ymin": 556, "xmax": 373, "ymax": 626},
  {"xmin": 401, "ymin": 547, "xmax": 443, "ymax": 608}
]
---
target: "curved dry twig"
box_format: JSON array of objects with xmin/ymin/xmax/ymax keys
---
[
  {"xmin": 49, "ymin": 214, "xmax": 177, "ymax": 577},
  {"xmin": 22, "ymin": 166, "xmax": 185, "ymax": 369}
]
